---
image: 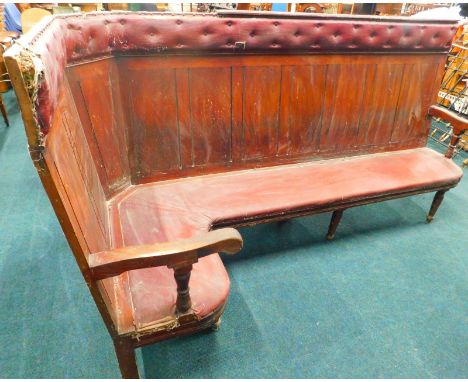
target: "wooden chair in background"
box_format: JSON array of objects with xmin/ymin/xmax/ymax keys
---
[
  {"xmin": 20, "ymin": 7, "xmax": 51, "ymax": 34},
  {"xmin": 0, "ymin": 31, "xmax": 19, "ymax": 126}
]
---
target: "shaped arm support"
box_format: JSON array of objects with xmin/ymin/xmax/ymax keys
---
[
  {"xmin": 428, "ymin": 105, "xmax": 468, "ymax": 159},
  {"xmin": 88, "ymin": 228, "xmax": 243, "ymax": 281},
  {"xmin": 88, "ymin": 228, "xmax": 243, "ymax": 315}
]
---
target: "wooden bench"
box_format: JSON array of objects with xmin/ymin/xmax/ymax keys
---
[{"xmin": 5, "ymin": 11, "xmax": 466, "ymax": 378}]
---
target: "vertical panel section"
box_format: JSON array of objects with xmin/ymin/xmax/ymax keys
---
[
  {"xmin": 285, "ymin": 64, "xmax": 327, "ymax": 156},
  {"xmin": 390, "ymin": 63, "xmax": 420, "ymax": 143},
  {"xmin": 391, "ymin": 61, "xmax": 438, "ymax": 144},
  {"xmin": 69, "ymin": 61, "xmax": 129, "ymax": 197},
  {"xmin": 46, "ymin": 90, "xmax": 109, "ymax": 253},
  {"xmin": 64, "ymin": 80, "xmax": 109, "ymax": 246},
  {"xmin": 277, "ymin": 65, "xmax": 291, "ymax": 156},
  {"xmin": 128, "ymin": 68, "xmax": 180, "ymax": 178},
  {"xmin": 320, "ymin": 63, "xmax": 367, "ymax": 151},
  {"xmin": 45, "ymin": 149, "xmax": 90, "ymax": 255},
  {"xmin": 359, "ymin": 63, "xmax": 405, "ymax": 146},
  {"xmin": 108, "ymin": 59, "xmax": 131, "ymax": 191},
  {"xmin": 231, "ymin": 66, "xmax": 243, "ymax": 163},
  {"xmin": 175, "ymin": 68, "xmax": 193, "ymax": 168},
  {"xmin": 189, "ymin": 67, "xmax": 232, "ymax": 166},
  {"xmin": 62, "ymin": 105, "xmax": 109, "ymax": 244},
  {"xmin": 242, "ymin": 66, "xmax": 281, "ymax": 160}
]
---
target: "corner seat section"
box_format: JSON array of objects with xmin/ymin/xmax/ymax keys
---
[{"xmin": 106, "ymin": 147, "xmax": 462, "ymax": 334}]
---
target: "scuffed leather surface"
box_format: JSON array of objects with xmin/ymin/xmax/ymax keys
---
[
  {"xmin": 126, "ymin": 256, "xmax": 229, "ymax": 331},
  {"xmin": 12, "ymin": 11, "xmax": 457, "ymax": 134},
  {"xmin": 111, "ymin": 194, "xmax": 229, "ymax": 332},
  {"xmin": 110, "ymin": 147, "xmax": 462, "ymax": 330}
]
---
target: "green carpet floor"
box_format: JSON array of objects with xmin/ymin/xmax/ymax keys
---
[{"xmin": 0, "ymin": 89, "xmax": 467, "ymax": 378}]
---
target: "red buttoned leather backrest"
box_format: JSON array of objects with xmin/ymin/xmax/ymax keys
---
[{"xmin": 11, "ymin": 11, "xmax": 458, "ymax": 134}]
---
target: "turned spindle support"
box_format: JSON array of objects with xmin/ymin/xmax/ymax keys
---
[
  {"xmin": 173, "ymin": 265, "xmax": 193, "ymax": 315},
  {"xmin": 445, "ymin": 133, "xmax": 461, "ymax": 159}
]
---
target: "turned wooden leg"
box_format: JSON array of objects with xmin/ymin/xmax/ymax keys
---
[
  {"xmin": 427, "ymin": 190, "xmax": 446, "ymax": 223},
  {"xmin": 0, "ymin": 95, "xmax": 9, "ymax": 127},
  {"xmin": 114, "ymin": 338, "xmax": 139, "ymax": 379},
  {"xmin": 327, "ymin": 209, "xmax": 344, "ymax": 240}
]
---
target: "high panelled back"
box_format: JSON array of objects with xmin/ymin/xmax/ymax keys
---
[{"xmin": 66, "ymin": 53, "xmax": 445, "ymax": 184}]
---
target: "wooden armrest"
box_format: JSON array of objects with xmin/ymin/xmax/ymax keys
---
[
  {"xmin": 428, "ymin": 105, "xmax": 468, "ymax": 136},
  {"xmin": 88, "ymin": 228, "xmax": 243, "ymax": 281}
]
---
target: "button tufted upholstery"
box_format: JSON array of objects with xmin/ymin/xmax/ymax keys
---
[{"xmin": 9, "ymin": 11, "xmax": 457, "ymax": 135}]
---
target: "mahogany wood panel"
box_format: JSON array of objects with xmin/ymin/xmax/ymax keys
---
[
  {"xmin": 242, "ymin": 66, "xmax": 282, "ymax": 160},
  {"xmin": 320, "ymin": 63, "xmax": 367, "ymax": 152},
  {"xmin": 175, "ymin": 68, "xmax": 193, "ymax": 168},
  {"xmin": 67, "ymin": 60, "xmax": 130, "ymax": 197},
  {"xmin": 126, "ymin": 67, "xmax": 181, "ymax": 178},
  {"xmin": 60, "ymin": 113, "xmax": 109, "ymax": 250},
  {"xmin": 280, "ymin": 64, "xmax": 327, "ymax": 156},
  {"xmin": 121, "ymin": 63, "xmax": 234, "ymax": 178},
  {"xmin": 391, "ymin": 61, "xmax": 440, "ymax": 143},
  {"xmin": 70, "ymin": 53, "xmax": 446, "ymax": 184},
  {"xmin": 231, "ymin": 67, "xmax": 243, "ymax": 162},
  {"xmin": 44, "ymin": 144, "xmax": 90, "ymax": 256},
  {"xmin": 359, "ymin": 63, "xmax": 405, "ymax": 146},
  {"xmin": 189, "ymin": 67, "xmax": 232, "ymax": 166},
  {"xmin": 44, "ymin": 81, "xmax": 110, "ymax": 254}
]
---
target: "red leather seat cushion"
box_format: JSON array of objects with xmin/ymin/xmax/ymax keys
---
[
  {"xmin": 123, "ymin": 255, "xmax": 229, "ymax": 332},
  {"xmin": 109, "ymin": 147, "xmax": 462, "ymax": 333}
]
